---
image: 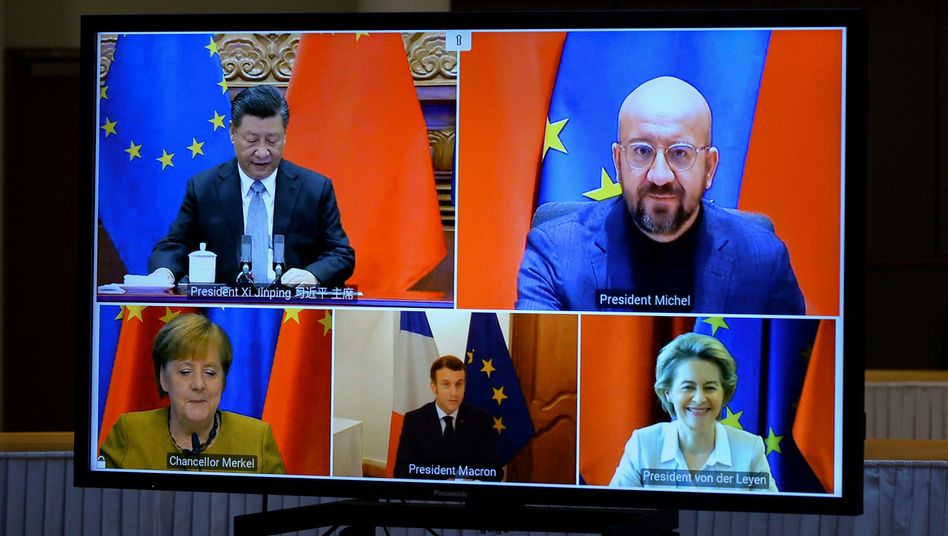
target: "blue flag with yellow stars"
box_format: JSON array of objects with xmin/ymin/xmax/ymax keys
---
[
  {"xmin": 207, "ymin": 308, "xmax": 283, "ymax": 419},
  {"xmin": 98, "ymin": 34, "xmax": 233, "ymax": 275},
  {"xmin": 694, "ymin": 316, "xmax": 826, "ymax": 492},
  {"xmin": 464, "ymin": 313, "xmax": 535, "ymax": 467},
  {"xmin": 538, "ymin": 30, "xmax": 770, "ymax": 208}
]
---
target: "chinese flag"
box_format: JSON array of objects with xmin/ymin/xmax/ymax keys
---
[
  {"xmin": 98, "ymin": 306, "xmax": 196, "ymax": 450},
  {"xmin": 284, "ymin": 34, "xmax": 445, "ymax": 293},
  {"xmin": 262, "ymin": 309, "xmax": 333, "ymax": 475},
  {"xmin": 740, "ymin": 30, "xmax": 842, "ymax": 315},
  {"xmin": 792, "ymin": 319, "xmax": 837, "ymax": 492}
]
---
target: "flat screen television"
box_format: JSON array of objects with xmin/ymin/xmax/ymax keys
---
[{"xmin": 75, "ymin": 8, "xmax": 866, "ymax": 529}]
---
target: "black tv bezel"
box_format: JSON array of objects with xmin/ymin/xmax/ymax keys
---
[{"xmin": 76, "ymin": 8, "xmax": 866, "ymax": 517}]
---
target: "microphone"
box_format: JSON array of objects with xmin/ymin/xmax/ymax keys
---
[
  {"xmin": 187, "ymin": 432, "xmax": 201, "ymax": 456},
  {"xmin": 272, "ymin": 234, "xmax": 285, "ymax": 281},
  {"xmin": 237, "ymin": 235, "xmax": 253, "ymax": 283},
  {"xmin": 182, "ymin": 410, "xmax": 219, "ymax": 457}
]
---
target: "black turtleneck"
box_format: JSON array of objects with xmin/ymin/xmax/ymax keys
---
[{"xmin": 625, "ymin": 207, "xmax": 701, "ymax": 312}]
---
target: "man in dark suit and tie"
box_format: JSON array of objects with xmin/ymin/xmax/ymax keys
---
[
  {"xmin": 394, "ymin": 355, "xmax": 502, "ymax": 481},
  {"xmin": 516, "ymin": 76, "xmax": 805, "ymax": 315},
  {"xmin": 148, "ymin": 84, "xmax": 355, "ymax": 287}
]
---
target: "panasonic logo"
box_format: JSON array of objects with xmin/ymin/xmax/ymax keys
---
[{"xmin": 433, "ymin": 490, "xmax": 468, "ymax": 498}]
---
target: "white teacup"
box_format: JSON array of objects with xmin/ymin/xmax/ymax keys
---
[{"xmin": 188, "ymin": 242, "xmax": 217, "ymax": 283}]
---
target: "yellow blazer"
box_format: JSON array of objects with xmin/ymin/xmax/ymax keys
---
[{"xmin": 100, "ymin": 407, "xmax": 286, "ymax": 474}]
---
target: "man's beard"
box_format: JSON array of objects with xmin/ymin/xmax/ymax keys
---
[{"xmin": 630, "ymin": 184, "xmax": 695, "ymax": 236}]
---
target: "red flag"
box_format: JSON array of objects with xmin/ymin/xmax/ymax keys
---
[
  {"xmin": 284, "ymin": 33, "xmax": 445, "ymax": 293},
  {"xmin": 793, "ymin": 319, "xmax": 836, "ymax": 492},
  {"xmin": 455, "ymin": 32, "xmax": 565, "ymax": 309},
  {"xmin": 262, "ymin": 309, "xmax": 333, "ymax": 475},
  {"xmin": 739, "ymin": 30, "xmax": 842, "ymax": 315},
  {"xmin": 98, "ymin": 305, "xmax": 195, "ymax": 449}
]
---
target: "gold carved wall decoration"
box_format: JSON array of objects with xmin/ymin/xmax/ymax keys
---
[
  {"xmin": 429, "ymin": 129, "xmax": 457, "ymax": 229},
  {"xmin": 428, "ymin": 129, "xmax": 457, "ymax": 172},
  {"xmin": 100, "ymin": 32, "xmax": 455, "ymax": 87},
  {"xmin": 217, "ymin": 33, "xmax": 299, "ymax": 86},
  {"xmin": 402, "ymin": 33, "xmax": 458, "ymax": 85},
  {"xmin": 99, "ymin": 37, "xmax": 116, "ymax": 82}
]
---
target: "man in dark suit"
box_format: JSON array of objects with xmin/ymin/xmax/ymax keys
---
[
  {"xmin": 394, "ymin": 356, "xmax": 502, "ymax": 481},
  {"xmin": 148, "ymin": 85, "xmax": 354, "ymax": 287},
  {"xmin": 516, "ymin": 76, "xmax": 804, "ymax": 314}
]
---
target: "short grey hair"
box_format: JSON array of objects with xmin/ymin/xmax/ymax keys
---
[{"xmin": 653, "ymin": 332, "xmax": 737, "ymax": 417}]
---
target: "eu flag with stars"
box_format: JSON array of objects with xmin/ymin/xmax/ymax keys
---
[
  {"xmin": 98, "ymin": 34, "xmax": 233, "ymax": 275},
  {"xmin": 693, "ymin": 316, "xmax": 826, "ymax": 492},
  {"xmin": 464, "ymin": 313, "xmax": 535, "ymax": 466},
  {"xmin": 207, "ymin": 307, "xmax": 283, "ymax": 419},
  {"xmin": 538, "ymin": 31, "xmax": 770, "ymax": 208}
]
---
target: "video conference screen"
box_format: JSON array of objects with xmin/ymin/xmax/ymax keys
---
[{"xmin": 80, "ymin": 11, "xmax": 861, "ymax": 512}]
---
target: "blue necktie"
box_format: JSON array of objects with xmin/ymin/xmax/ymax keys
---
[{"xmin": 247, "ymin": 181, "xmax": 269, "ymax": 283}]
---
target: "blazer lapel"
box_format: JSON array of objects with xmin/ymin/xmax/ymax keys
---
[
  {"xmin": 429, "ymin": 403, "xmax": 446, "ymax": 443},
  {"xmin": 695, "ymin": 204, "xmax": 733, "ymax": 311},
  {"xmin": 216, "ymin": 160, "xmax": 245, "ymax": 248},
  {"xmin": 599, "ymin": 199, "xmax": 633, "ymax": 291},
  {"xmin": 273, "ymin": 160, "xmax": 300, "ymax": 237}
]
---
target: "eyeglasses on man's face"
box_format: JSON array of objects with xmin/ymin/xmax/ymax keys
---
[{"xmin": 620, "ymin": 142, "xmax": 711, "ymax": 172}]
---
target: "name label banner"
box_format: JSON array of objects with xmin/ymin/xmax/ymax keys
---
[
  {"xmin": 186, "ymin": 284, "xmax": 359, "ymax": 302},
  {"xmin": 597, "ymin": 289, "xmax": 693, "ymax": 312},
  {"xmin": 642, "ymin": 468, "xmax": 770, "ymax": 489},
  {"xmin": 166, "ymin": 453, "xmax": 259, "ymax": 472}
]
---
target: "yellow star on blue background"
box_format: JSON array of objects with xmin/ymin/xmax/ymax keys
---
[
  {"xmin": 702, "ymin": 317, "xmax": 730, "ymax": 336},
  {"xmin": 187, "ymin": 138, "xmax": 205, "ymax": 158},
  {"xmin": 765, "ymin": 427, "xmax": 784, "ymax": 455},
  {"xmin": 480, "ymin": 358, "xmax": 496, "ymax": 379},
  {"xmin": 157, "ymin": 149, "xmax": 174, "ymax": 170},
  {"xmin": 124, "ymin": 140, "xmax": 142, "ymax": 160},
  {"xmin": 491, "ymin": 386, "xmax": 508, "ymax": 406},
  {"xmin": 582, "ymin": 168, "xmax": 622, "ymax": 201},
  {"xmin": 542, "ymin": 117, "xmax": 569, "ymax": 160},
  {"xmin": 720, "ymin": 407, "xmax": 744, "ymax": 430}
]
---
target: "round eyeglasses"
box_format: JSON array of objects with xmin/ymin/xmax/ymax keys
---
[{"xmin": 620, "ymin": 142, "xmax": 711, "ymax": 172}]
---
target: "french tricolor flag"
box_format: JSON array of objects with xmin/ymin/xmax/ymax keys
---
[{"xmin": 385, "ymin": 311, "xmax": 440, "ymax": 477}]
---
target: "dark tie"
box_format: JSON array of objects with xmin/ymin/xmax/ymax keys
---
[
  {"xmin": 443, "ymin": 416, "xmax": 455, "ymax": 445},
  {"xmin": 247, "ymin": 181, "xmax": 269, "ymax": 283}
]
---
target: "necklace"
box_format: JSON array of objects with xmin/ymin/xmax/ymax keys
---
[{"xmin": 169, "ymin": 409, "xmax": 221, "ymax": 454}]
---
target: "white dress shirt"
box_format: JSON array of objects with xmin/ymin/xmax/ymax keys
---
[{"xmin": 434, "ymin": 404, "xmax": 460, "ymax": 435}]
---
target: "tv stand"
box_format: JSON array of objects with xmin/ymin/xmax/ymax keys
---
[{"xmin": 233, "ymin": 498, "xmax": 678, "ymax": 536}]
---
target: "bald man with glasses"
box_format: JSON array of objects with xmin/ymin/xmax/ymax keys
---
[{"xmin": 515, "ymin": 76, "xmax": 805, "ymax": 314}]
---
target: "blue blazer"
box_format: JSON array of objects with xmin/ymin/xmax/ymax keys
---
[
  {"xmin": 515, "ymin": 198, "xmax": 805, "ymax": 315},
  {"xmin": 149, "ymin": 158, "xmax": 355, "ymax": 286}
]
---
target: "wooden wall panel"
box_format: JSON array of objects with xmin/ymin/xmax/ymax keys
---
[{"xmin": 508, "ymin": 313, "xmax": 578, "ymax": 484}]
